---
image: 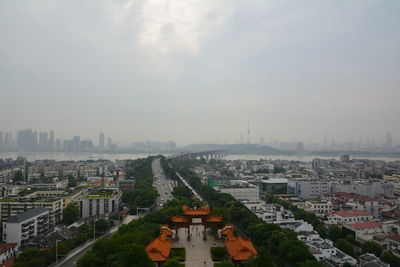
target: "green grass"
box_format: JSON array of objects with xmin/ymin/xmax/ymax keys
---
[
  {"xmin": 170, "ymin": 247, "xmax": 186, "ymax": 262},
  {"xmin": 210, "ymin": 246, "xmax": 226, "ymax": 262}
]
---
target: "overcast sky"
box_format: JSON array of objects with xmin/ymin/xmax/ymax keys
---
[{"xmin": 0, "ymin": 0, "xmax": 399, "ymax": 145}]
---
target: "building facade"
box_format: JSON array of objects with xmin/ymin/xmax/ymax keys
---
[{"xmin": 2, "ymin": 208, "xmax": 50, "ymax": 246}]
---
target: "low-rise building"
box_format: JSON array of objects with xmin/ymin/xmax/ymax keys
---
[
  {"xmin": 387, "ymin": 235, "xmax": 400, "ymax": 257},
  {"xmin": 30, "ymin": 180, "xmax": 68, "ymax": 190},
  {"xmin": 254, "ymin": 179, "xmax": 287, "ymax": 195},
  {"xmin": 78, "ymin": 189, "xmax": 121, "ymax": 218},
  {"xmin": 118, "ymin": 180, "xmax": 135, "ymax": 192},
  {"xmin": 287, "ymin": 179, "xmax": 331, "ymax": 199},
  {"xmin": 0, "ymin": 243, "xmax": 17, "ymax": 267},
  {"xmin": 327, "ymin": 210, "xmax": 373, "ymax": 225},
  {"xmin": 218, "ymin": 180, "xmax": 259, "ymax": 202},
  {"xmin": 304, "ymin": 200, "xmax": 332, "ymax": 215},
  {"xmin": 298, "ymin": 232, "xmax": 357, "ymax": 266},
  {"xmin": 0, "ymin": 197, "xmax": 63, "ymax": 231},
  {"xmin": 2, "ymin": 208, "xmax": 50, "ymax": 247},
  {"xmin": 359, "ymin": 253, "xmax": 389, "ymax": 267},
  {"xmin": 342, "ymin": 222, "xmax": 383, "ymax": 243}
]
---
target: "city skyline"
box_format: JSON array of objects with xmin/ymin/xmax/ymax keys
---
[
  {"xmin": 1, "ymin": 1, "xmax": 399, "ymax": 144},
  {"xmin": 0, "ymin": 127, "xmax": 398, "ymax": 153}
]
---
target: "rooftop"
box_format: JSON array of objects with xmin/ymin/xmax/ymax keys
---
[
  {"xmin": 182, "ymin": 206, "xmax": 211, "ymax": 216},
  {"xmin": 220, "ymin": 225, "xmax": 257, "ymax": 261},
  {"xmin": 334, "ymin": 192, "xmax": 375, "ymax": 202},
  {"xmin": 330, "ymin": 210, "xmax": 372, "ymax": 217},
  {"xmin": 0, "ymin": 243, "xmax": 17, "ymax": 255},
  {"xmin": 7, "ymin": 207, "xmax": 49, "ymax": 223},
  {"xmin": 145, "ymin": 226, "xmax": 173, "ymax": 262},
  {"xmin": 349, "ymin": 221, "xmax": 381, "ymax": 230}
]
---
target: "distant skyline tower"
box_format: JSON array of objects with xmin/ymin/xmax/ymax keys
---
[
  {"xmin": 247, "ymin": 121, "xmax": 250, "ymax": 144},
  {"xmin": 49, "ymin": 130, "xmax": 54, "ymax": 149},
  {"xmin": 107, "ymin": 137, "xmax": 112, "ymax": 148},
  {"xmin": 386, "ymin": 131, "xmax": 393, "ymax": 149},
  {"xmin": 99, "ymin": 132, "xmax": 105, "ymax": 148}
]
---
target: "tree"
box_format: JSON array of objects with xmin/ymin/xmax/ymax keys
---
[
  {"xmin": 94, "ymin": 219, "xmax": 109, "ymax": 235},
  {"xmin": 345, "ymin": 234, "xmax": 355, "ymax": 244},
  {"xmin": 381, "ymin": 251, "xmax": 400, "ymax": 266},
  {"xmin": 14, "ymin": 170, "xmax": 24, "ymax": 182},
  {"xmin": 117, "ymin": 243, "xmax": 154, "ymax": 267},
  {"xmin": 68, "ymin": 175, "xmax": 77, "ymax": 187},
  {"xmin": 277, "ymin": 240, "xmax": 314, "ymax": 266},
  {"xmin": 328, "ymin": 225, "xmax": 342, "ymax": 242},
  {"xmin": 210, "ymin": 247, "xmax": 226, "ymax": 261},
  {"xmin": 164, "ymin": 259, "xmax": 184, "ymax": 267},
  {"xmin": 214, "ymin": 260, "xmax": 235, "ymax": 267},
  {"xmin": 336, "ymin": 238, "xmax": 355, "ymax": 257},
  {"xmin": 62, "ymin": 203, "xmax": 80, "ymax": 225},
  {"xmin": 299, "ymin": 260, "xmax": 325, "ymax": 267},
  {"xmin": 362, "ymin": 241, "xmax": 382, "ymax": 257}
]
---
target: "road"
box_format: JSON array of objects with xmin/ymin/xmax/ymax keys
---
[
  {"xmin": 56, "ymin": 215, "xmax": 140, "ymax": 267},
  {"xmin": 57, "ymin": 158, "xmax": 173, "ymax": 266},
  {"xmin": 173, "ymin": 225, "xmax": 224, "ymax": 267},
  {"xmin": 152, "ymin": 158, "xmax": 176, "ymax": 208}
]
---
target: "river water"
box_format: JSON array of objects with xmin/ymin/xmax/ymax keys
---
[{"xmin": 1, "ymin": 152, "xmax": 399, "ymax": 163}]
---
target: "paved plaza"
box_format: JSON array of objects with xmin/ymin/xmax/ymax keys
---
[{"xmin": 172, "ymin": 224, "xmax": 225, "ymax": 267}]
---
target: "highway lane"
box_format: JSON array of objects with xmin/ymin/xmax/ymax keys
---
[
  {"xmin": 152, "ymin": 158, "xmax": 176, "ymax": 208},
  {"xmin": 57, "ymin": 158, "xmax": 173, "ymax": 266}
]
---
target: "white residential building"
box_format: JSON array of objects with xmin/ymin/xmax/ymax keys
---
[
  {"xmin": 327, "ymin": 210, "xmax": 373, "ymax": 225},
  {"xmin": 287, "ymin": 179, "xmax": 331, "ymax": 199},
  {"xmin": 218, "ymin": 180, "xmax": 259, "ymax": 202},
  {"xmin": 298, "ymin": 233, "xmax": 357, "ymax": 266},
  {"xmin": 0, "ymin": 198, "xmax": 63, "ymax": 230},
  {"xmin": 2, "ymin": 208, "xmax": 50, "ymax": 247},
  {"xmin": 304, "ymin": 201, "xmax": 332, "ymax": 214},
  {"xmin": 343, "ymin": 222, "xmax": 383, "ymax": 244},
  {"xmin": 78, "ymin": 189, "xmax": 121, "ymax": 218}
]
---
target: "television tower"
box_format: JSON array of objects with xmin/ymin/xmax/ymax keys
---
[{"xmin": 247, "ymin": 121, "xmax": 250, "ymax": 144}]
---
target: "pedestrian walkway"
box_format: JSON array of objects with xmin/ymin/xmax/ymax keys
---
[{"xmin": 173, "ymin": 225, "xmax": 224, "ymax": 267}]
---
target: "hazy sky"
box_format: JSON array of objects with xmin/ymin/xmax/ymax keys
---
[{"xmin": 1, "ymin": 0, "xmax": 399, "ymax": 145}]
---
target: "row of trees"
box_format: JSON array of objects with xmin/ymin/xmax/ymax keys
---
[
  {"xmin": 77, "ymin": 180, "xmax": 206, "ymax": 266},
  {"xmin": 170, "ymin": 159, "xmax": 324, "ymax": 267},
  {"xmin": 122, "ymin": 157, "xmax": 158, "ymax": 213}
]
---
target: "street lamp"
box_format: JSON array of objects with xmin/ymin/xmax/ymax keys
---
[
  {"xmin": 93, "ymin": 219, "xmax": 97, "ymax": 241},
  {"xmin": 55, "ymin": 240, "xmax": 62, "ymax": 266}
]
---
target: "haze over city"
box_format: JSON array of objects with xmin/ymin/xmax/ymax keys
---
[{"xmin": 1, "ymin": 0, "xmax": 399, "ymax": 145}]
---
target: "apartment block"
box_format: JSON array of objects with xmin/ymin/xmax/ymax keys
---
[
  {"xmin": 0, "ymin": 198, "xmax": 63, "ymax": 230},
  {"xmin": 2, "ymin": 208, "xmax": 50, "ymax": 246},
  {"xmin": 78, "ymin": 189, "xmax": 121, "ymax": 218}
]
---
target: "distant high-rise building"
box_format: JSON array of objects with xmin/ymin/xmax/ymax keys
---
[
  {"xmin": 39, "ymin": 132, "xmax": 48, "ymax": 150},
  {"xmin": 386, "ymin": 132, "xmax": 393, "ymax": 149},
  {"xmin": 81, "ymin": 140, "xmax": 94, "ymax": 151},
  {"xmin": 49, "ymin": 130, "xmax": 55, "ymax": 150},
  {"xmin": 259, "ymin": 137, "xmax": 264, "ymax": 145},
  {"xmin": 17, "ymin": 129, "xmax": 36, "ymax": 151},
  {"xmin": 0, "ymin": 131, "xmax": 3, "ymax": 149},
  {"xmin": 296, "ymin": 142, "xmax": 305, "ymax": 152},
  {"xmin": 4, "ymin": 133, "xmax": 11, "ymax": 149},
  {"xmin": 168, "ymin": 141, "xmax": 176, "ymax": 151},
  {"xmin": 32, "ymin": 131, "xmax": 38, "ymax": 149},
  {"xmin": 72, "ymin": 136, "xmax": 81, "ymax": 151},
  {"xmin": 107, "ymin": 137, "xmax": 112, "ymax": 148},
  {"xmin": 56, "ymin": 139, "xmax": 61, "ymax": 150},
  {"xmin": 99, "ymin": 133, "xmax": 105, "ymax": 149}
]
